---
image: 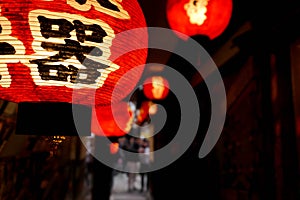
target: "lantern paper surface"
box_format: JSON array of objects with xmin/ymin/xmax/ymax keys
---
[
  {"xmin": 0, "ymin": 0, "xmax": 148, "ymax": 106},
  {"xmin": 91, "ymin": 101, "xmax": 133, "ymax": 137},
  {"xmin": 166, "ymin": 0, "xmax": 232, "ymax": 40}
]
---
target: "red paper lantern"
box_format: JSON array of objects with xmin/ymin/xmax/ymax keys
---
[
  {"xmin": 166, "ymin": 0, "xmax": 233, "ymax": 40},
  {"xmin": 91, "ymin": 101, "xmax": 133, "ymax": 137},
  {"xmin": 143, "ymin": 76, "xmax": 169, "ymax": 100},
  {"xmin": 109, "ymin": 142, "xmax": 119, "ymax": 154},
  {"xmin": 0, "ymin": 0, "xmax": 147, "ymax": 106},
  {"xmin": 135, "ymin": 101, "xmax": 150, "ymax": 125}
]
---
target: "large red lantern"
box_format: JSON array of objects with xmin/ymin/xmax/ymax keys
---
[
  {"xmin": 0, "ymin": 0, "xmax": 147, "ymax": 106},
  {"xmin": 91, "ymin": 101, "xmax": 133, "ymax": 137},
  {"xmin": 166, "ymin": 0, "xmax": 233, "ymax": 40},
  {"xmin": 143, "ymin": 76, "xmax": 170, "ymax": 100}
]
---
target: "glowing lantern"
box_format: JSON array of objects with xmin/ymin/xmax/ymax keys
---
[
  {"xmin": 91, "ymin": 101, "xmax": 134, "ymax": 137},
  {"xmin": 148, "ymin": 101, "xmax": 158, "ymax": 115},
  {"xmin": 166, "ymin": 0, "xmax": 233, "ymax": 40},
  {"xmin": 0, "ymin": 0, "xmax": 147, "ymax": 106},
  {"xmin": 143, "ymin": 76, "xmax": 169, "ymax": 100},
  {"xmin": 110, "ymin": 142, "xmax": 119, "ymax": 154},
  {"xmin": 134, "ymin": 101, "xmax": 150, "ymax": 125},
  {"xmin": 133, "ymin": 100, "xmax": 159, "ymax": 126}
]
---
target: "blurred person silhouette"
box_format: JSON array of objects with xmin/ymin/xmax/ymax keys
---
[
  {"xmin": 124, "ymin": 136, "xmax": 140, "ymax": 192},
  {"xmin": 114, "ymin": 136, "xmax": 127, "ymax": 172},
  {"xmin": 138, "ymin": 138, "xmax": 151, "ymax": 193}
]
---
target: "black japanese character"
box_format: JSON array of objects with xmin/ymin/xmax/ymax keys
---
[
  {"xmin": 73, "ymin": 20, "xmax": 107, "ymax": 43},
  {"xmin": 31, "ymin": 17, "xmax": 111, "ymax": 84},
  {"xmin": 30, "ymin": 61, "xmax": 102, "ymax": 84},
  {"xmin": 35, "ymin": 64, "xmax": 79, "ymax": 82},
  {"xmin": 38, "ymin": 16, "xmax": 74, "ymax": 39},
  {"xmin": 0, "ymin": 42, "xmax": 15, "ymax": 55},
  {"xmin": 75, "ymin": 0, "xmax": 87, "ymax": 5},
  {"xmin": 0, "ymin": 25, "xmax": 16, "ymax": 55},
  {"xmin": 30, "ymin": 39, "xmax": 107, "ymax": 84},
  {"xmin": 38, "ymin": 16, "xmax": 108, "ymax": 43},
  {"xmin": 97, "ymin": 0, "xmax": 120, "ymax": 12}
]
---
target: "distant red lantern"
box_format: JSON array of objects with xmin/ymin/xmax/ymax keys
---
[
  {"xmin": 135, "ymin": 101, "xmax": 151, "ymax": 125},
  {"xmin": 134, "ymin": 100, "xmax": 158, "ymax": 126},
  {"xmin": 91, "ymin": 101, "xmax": 133, "ymax": 137},
  {"xmin": 143, "ymin": 76, "xmax": 169, "ymax": 100},
  {"xmin": 110, "ymin": 142, "xmax": 119, "ymax": 154},
  {"xmin": 0, "ymin": 0, "xmax": 147, "ymax": 106},
  {"xmin": 166, "ymin": 0, "xmax": 233, "ymax": 40}
]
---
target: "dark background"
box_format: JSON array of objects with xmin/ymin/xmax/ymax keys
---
[
  {"xmin": 1, "ymin": 0, "xmax": 300, "ymax": 200},
  {"xmin": 135, "ymin": 0, "xmax": 300, "ymax": 200}
]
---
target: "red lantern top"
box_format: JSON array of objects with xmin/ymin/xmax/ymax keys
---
[
  {"xmin": 166, "ymin": 0, "xmax": 233, "ymax": 40},
  {"xmin": 143, "ymin": 76, "xmax": 169, "ymax": 100},
  {"xmin": 0, "ymin": 0, "xmax": 147, "ymax": 106}
]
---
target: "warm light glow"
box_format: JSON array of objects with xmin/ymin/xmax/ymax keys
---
[
  {"xmin": 151, "ymin": 76, "xmax": 166, "ymax": 99},
  {"xmin": 45, "ymin": 135, "xmax": 67, "ymax": 149},
  {"xmin": 134, "ymin": 101, "xmax": 158, "ymax": 124},
  {"xmin": 184, "ymin": 0, "xmax": 209, "ymax": 26},
  {"xmin": 143, "ymin": 76, "xmax": 169, "ymax": 100},
  {"xmin": 149, "ymin": 102, "xmax": 158, "ymax": 115},
  {"xmin": 110, "ymin": 142, "xmax": 119, "ymax": 154}
]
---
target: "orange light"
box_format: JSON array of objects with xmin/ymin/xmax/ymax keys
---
[
  {"xmin": 110, "ymin": 142, "xmax": 119, "ymax": 154},
  {"xmin": 143, "ymin": 76, "xmax": 169, "ymax": 100},
  {"xmin": 148, "ymin": 102, "xmax": 158, "ymax": 115}
]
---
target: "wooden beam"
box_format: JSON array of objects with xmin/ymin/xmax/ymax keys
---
[
  {"xmin": 226, "ymin": 57, "xmax": 255, "ymax": 110},
  {"xmin": 191, "ymin": 22, "xmax": 253, "ymax": 88},
  {"xmin": 213, "ymin": 22, "xmax": 252, "ymax": 67}
]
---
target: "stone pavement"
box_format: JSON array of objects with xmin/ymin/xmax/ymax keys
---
[
  {"xmin": 110, "ymin": 172, "xmax": 152, "ymax": 200},
  {"xmin": 65, "ymin": 171, "xmax": 152, "ymax": 200}
]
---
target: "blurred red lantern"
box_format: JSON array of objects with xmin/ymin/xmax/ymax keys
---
[
  {"xmin": 166, "ymin": 0, "xmax": 233, "ymax": 40},
  {"xmin": 143, "ymin": 76, "xmax": 169, "ymax": 100},
  {"xmin": 91, "ymin": 101, "xmax": 133, "ymax": 137},
  {"xmin": 110, "ymin": 142, "xmax": 119, "ymax": 154},
  {"xmin": 135, "ymin": 101, "xmax": 151, "ymax": 125},
  {"xmin": 0, "ymin": 0, "xmax": 147, "ymax": 106},
  {"xmin": 134, "ymin": 100, "xmax": 159, "ymax": 126}
]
